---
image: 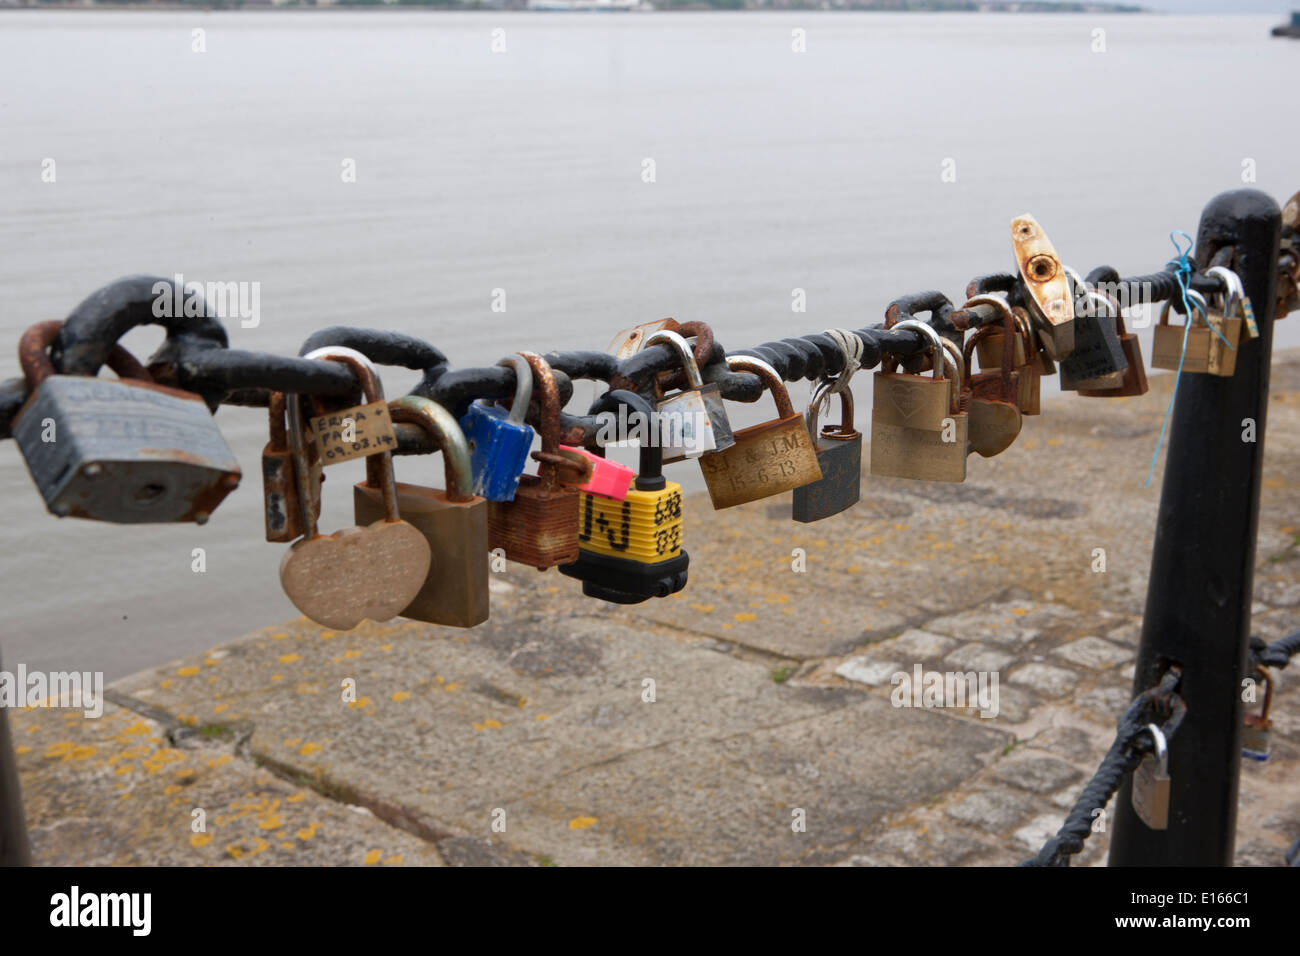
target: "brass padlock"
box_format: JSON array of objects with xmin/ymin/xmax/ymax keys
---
[
  {"xmin": 279, "ymin": 349, "xmax": 431, "ymax": 631},
  {"xmin": 354, "ymin": 395, "xmax": 489, "ymax": 629},
  {"xmin": 12, "ymin": 320, "xmax": 241, "ymax": 524},
  {"xmin": 263, "ymin": 391, "xmax": 321, "ymax": 542},
  {"xmin": 1151, "ymin": 289, "xmax": 1242, "ymax": 377},
  {"xmin": 1059, "ymin": 290, "xmax": 1127, "ymax": 391},
  {"xmin": 1078, "ymin": 309, "xmax": 1149, "ymax": 398},
  {"xmin": 1012, "ymin": 214, "xmax": 1074, "ymax": 360},
  {"xmin": 870, "ymin": 320, "xmax": 967, "ymax": 483},
  {"xmin": 961, "ymin": 300, "xmax": 1022, "ymax": 459},
  {"xmin": 973, "ymin": 297, "xmax": 1040, "ymax": 414},
  {"xmin": 699, "ymin": 355, "xmax": 822, "ymax": 509},
  {"xmin": 487, "ymin": 351, "xmax": 581, "ymax": 569}
]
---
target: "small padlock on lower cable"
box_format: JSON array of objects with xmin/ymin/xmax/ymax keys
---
[
  {"xmin": 355, "ymin": 395, "xmax": 490, "ymax": 629},
  {"xmin": 279, "ymin": 347, "xmax": 430, "ymax": 631},
  {"xmin": 1242, "ymin": 667, "xmax": 1273, "ymax": 762},
  {"xmin": 559, "ymin": 390, "xmax": 688, "ymax": 604}
]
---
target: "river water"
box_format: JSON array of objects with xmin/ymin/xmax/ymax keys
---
[{"xmin": 1, "ymin": 10, "xmax": 1296, "ymax": 677}]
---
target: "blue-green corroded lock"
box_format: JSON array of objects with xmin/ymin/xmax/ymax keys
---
[{"xmin": 458, "ymin": 354, "xmax": 535, "ymax": 502}]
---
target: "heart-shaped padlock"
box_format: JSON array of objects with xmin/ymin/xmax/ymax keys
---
[{"xmin": 279, "ymin": 348, "xmax": 430, "ymax": 630}]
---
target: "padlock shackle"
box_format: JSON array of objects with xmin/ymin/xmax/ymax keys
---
[
  {"xmin": 643, "ymin": 329, "xmax": 704, "ymax": 390},
  {"xmin": 724, "ymin": 354, "xmax": 796, "ymax": 420},
  {"xmin": 806, "ymin": 379, "xmax": 856, "ymax": 440},
  {"xmin": 389, "ymin": 395, "xmax": 475, "ymax": 502},
  {"xmin": 19, "ymin": 320, "xmax": 153, "ymax": 392},
  {"xmin": 516, "ymin": 351, "xmax": 566, "ymax": 490},
  {"xmin": 299, "ymin": 346, "xmax": 403, "ymax": 529},
  {"xmin": 1206, "ymin": 266, "xmax": 1244, "ymax": 320},
  {"xmin": 495, "ymin": 354, "xmax": 533, "ymax": 427},
  {"xmin": 1158, "ymin": 289, "xmax": 1210, "ymax": 328},
  {"xmin": 588, "ymin": 388, "xmax": 664, "ymax": 491},
  {"xmin": 961, "ymin": 295, "xmax": 1017, "ymax": 395}
]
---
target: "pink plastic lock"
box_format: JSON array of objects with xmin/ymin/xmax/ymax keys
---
[{"xmin": 559, "ymin": 445, "xmax": 634, "ymax": 501}]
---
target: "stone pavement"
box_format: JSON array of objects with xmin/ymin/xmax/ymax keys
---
[{"xmin": 9, "ymin": 354, "xmax": 1300, "ymax": 866}]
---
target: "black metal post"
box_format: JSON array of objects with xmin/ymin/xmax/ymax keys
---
[
  {"xmin": 1109, "ymin": 189, "xmax": 1281, "ymax": 866},
  {"xmin": 0, "ymin": 655, "xmax": 32, "ymax": 866}
]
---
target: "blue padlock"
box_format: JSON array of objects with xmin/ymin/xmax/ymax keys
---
[{"xmin": 459, "ymin": 354, "xmax": 535, "ymax": 502}]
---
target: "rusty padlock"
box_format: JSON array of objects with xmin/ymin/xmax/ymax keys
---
[
  {"xmin": 263, "ymin": 390, "xmax": 321, "ymax": 542},
  {"xmin": 487, "ymin": 351, "xmax": 581, "ymax": 569},
  {"xmin": 699, "ymin": 355, "xmax": 822, "ymax": 509},
  {"xmin": 11, "ymin": 320, "xmax": 241, "ymax": 524},
  {"xmin": 1012, "ymin": 214, "xmax": 1074, "ymax": 360},
  {"xmin": 961, "ymin": 299, "xmax": 1023, "ymax": 459},
  {"xmin": 279, "ymin": 349, "xmax": 431, "ymax": 631}
]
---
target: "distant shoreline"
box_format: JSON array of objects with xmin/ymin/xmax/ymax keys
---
[{"xmin": 0, "ymin": 3, "xmax": 1151, "ymax": 13}]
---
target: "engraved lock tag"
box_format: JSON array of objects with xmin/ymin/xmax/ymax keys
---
[
  {"xmin": 699, "ymin": 355, "xmax": 822, "ymax": 509},
  {"xmin": 792, "ymin": 380, "xmax": 862, "ymax": 523},
  {"xmin": 1151, "ymin": 290, "xmax": 1242, "ymax": 377},
  {"xmin": 870, "ymin": 320, "xmax": 967, "ymax": 483},
  {"xmin": 355, "ymin": 396, "xmax": 490, "ymax": 629},
  {"xmin": 486, "ymin": 352, "xmax": 581, "ymax": 570},
  {"xmin": 1012, "ymin": 214, "xmax": 1075, "ymax": 360},
  {"xmin": 559, "ymin": 390, "xmax": 689, "ymax": 604},
  {"xmin": 279, "ymin": 348, "xmax": 430, "ymax": 631},
  {"xmin": 458, "ymin": 354, "xmax": 535, "ymax": 502},
  {"xmin": 12, "ymin": 320, "xmax": 242, "ymax": 524},
  {"xmin": 643, "ymin": 329, "xmax": 733, "ymax": 462},
  {"xmin": 1131, "ymin": 724, "xmax": 1171, "ymax": 831}
]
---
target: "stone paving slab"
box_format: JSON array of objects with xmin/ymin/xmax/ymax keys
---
[{"xmin": 9, "ymin": 354, "xmax": 1300, "ymax": 866}]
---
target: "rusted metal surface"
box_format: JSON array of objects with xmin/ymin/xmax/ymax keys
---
[{"xmin": 1011, "ymin": 214, "xmax": 1075, "ymax": 360}]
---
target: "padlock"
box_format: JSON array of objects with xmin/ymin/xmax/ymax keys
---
[
  {"xmin": 1151, "ymin": 289, "xmax": 1242, "ymax": 377},
  {"xmin": 699, "ymin": 355, "xmax": 822, "ymax": 509},
  {"xmin": 961, "ymin": 301, "xmax": 1023, "ymax": 459},
  {"xmin": 1014, "ymin": 304, "xmax": 1056, "ymax": 378},
  {"xmin": 1012, "ymin": 214, "xmax": 1074, "ymax": 360},
  {"xmin": 11, "ymin": 320, "xmax": 241, "ymax": 524},
  {"xmin": 458, "ymin": 354, "xmax": 535, "ymax": 502},
  {"xmin": 1131, "ymin": 723, "xmax": 1171, "ymax": 830},
  {"xmin": 487, "ymin": 351, "xmax": 581, "ymax": 570},
  {"xmin": 355, "ymin": 395, "xmax": 489, "ymax": 629},
  {"xmin": 559, "ymin": 390, "xmax": 688, "ymax": 604},
  {"xmin": 556, "ymin": 444, "xmax": 635, "ymax": 501},
  {"xmin": 972, "ymin": 297, "xmax": 1039, "ymax": 414},
  {"xmin": 1059, "ymin": 290, "xmax": 1127, "ymax": 391},
  {"xmin": 870, "ymin": 320, "xmax": 968, "ymax": 483},
  {"xmin": 262, "ymin": 391, "xmax": 322, "ymax": 542},
  {"xmin": 1241, "ymin": 668, "xmax": 1273, "ymax": 762},
  {"xmin": 792, "ymin": 380, "xmax": 862, "ymax": 523},
  {"xmin": 279, "ymin": 349, "xmax": 430, "ymax": 631},
  {"xmin": 642, "ymin": 329, "xmax": 734, "ymax": 462},
  {"xmin": 1207, "ymin": 266, "xmax": 1259, "ymax": 340},
  {"xmin": 1078, "ymin": 309, "xmax": 1149, "ymax": 398}
]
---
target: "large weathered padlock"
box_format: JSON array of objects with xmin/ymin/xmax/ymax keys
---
[
  {"xmin": 699, "ymin": 355, "xmax": 822, "ymax": 509},
  {"xmin": 458, "ymin": 354, "xmax": 535, "ymax": 503},
  {"xmin": 961, "ymin": 302, "xmax": 1023, "ymax": 459},
  {"xmin": 1059, "ymin": 290, "xmax": 1127, "ymax": 391},
  {"xmin": 12, "ymin": 320, "xmax": 241, "ymax": 523},
  {"xmin": 870, "ymin": 320, "xmax": 967, "ymax": 482},
  {"xmin": 1151, "ymin": 289, "xmax": 1242, "ymax": 377},
  {"xmin": 487, "ymin": 351, "xmax": 581, "ymax": 570},
  {"xmin": 355, "ymin": 395, "xmax": 489, "ymax": 629},
  {"xmin": 560, "ymin": 390, "xmax": 689, "ymax": 604},
  {"xmin": 1079, "ymin": 309, "xmax": 1149, "ymax": 398},
  {"xmin": 263, "ymin": 390, "xmax": 322, "ymax": 542},
  {"xmin": 279, "ymin": 348, "xmax": 430, "ymax": 630},
  {"xmin": 643, "ymin": 328, "xmax": 734, "ymax": 462},
  {"xmin": 1012, "ymin": 214, "xmax": 1074, "ymax": 360},
  {"xmin": 792, "ymin": 380, "xmax": 861, "ymax": 523}
]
